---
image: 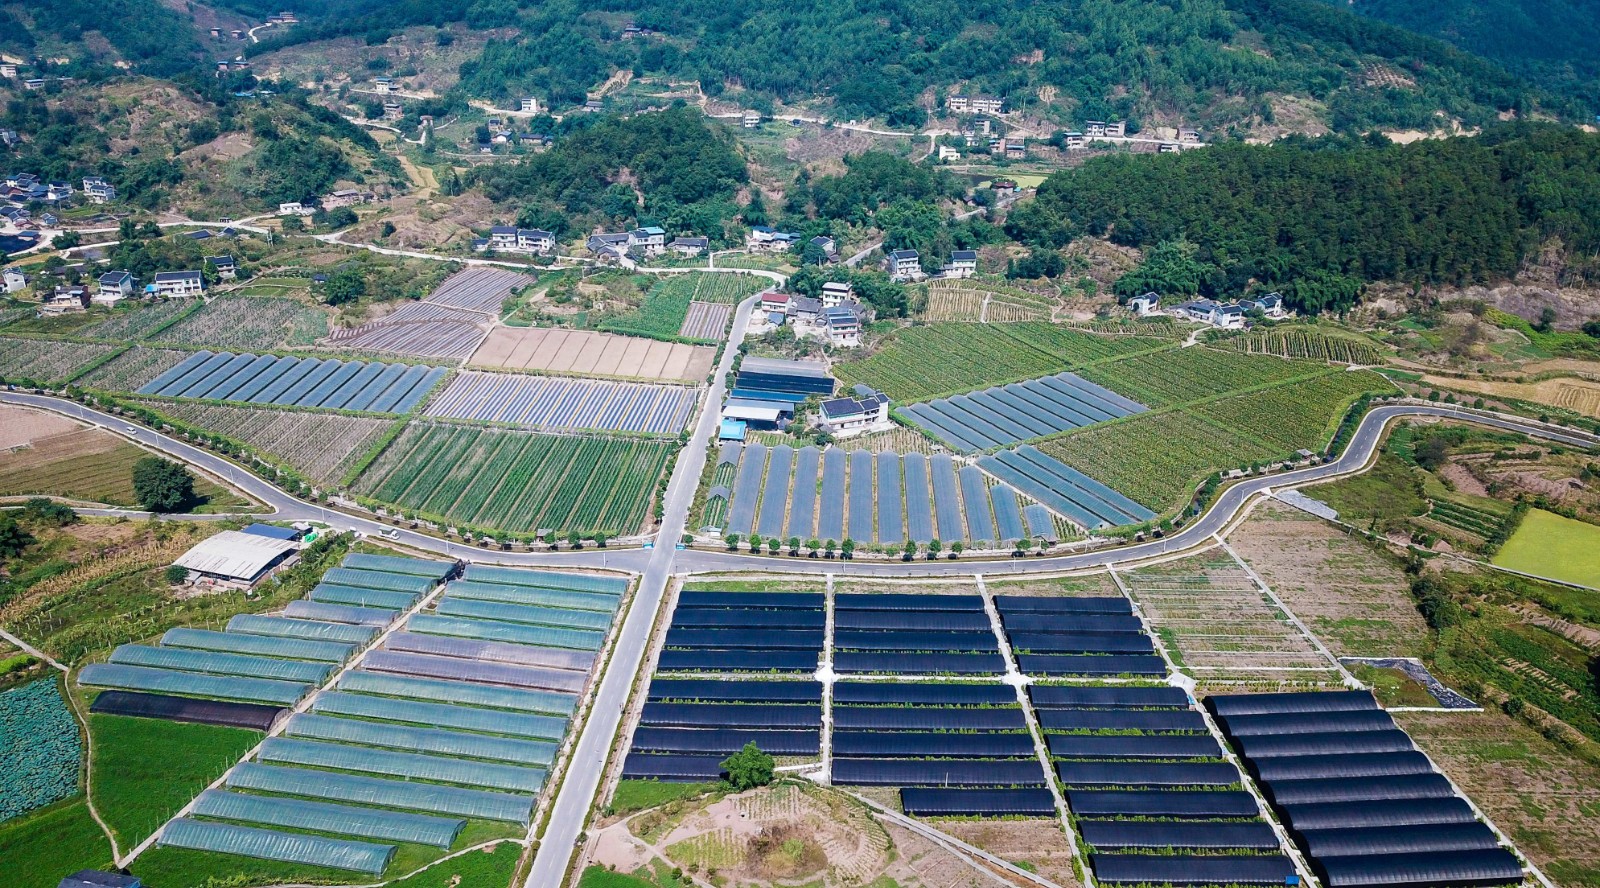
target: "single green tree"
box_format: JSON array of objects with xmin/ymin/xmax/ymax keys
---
[
  {"xmin": 132, "ymin": 457, "xmax": 195, "ymax": 513},
  {"xmin": 567, "ymin": 530, "xmax": 582, "ymax": 549},
  {"xmin": 719, "ymin": 741, "xmax": 774, "ymax": 791},
  {"xmin": 164, "ymin": 564, "xmax": 190, "ymax": 585},
  {"xmin": 928, "ymin": 539, "xmax": 942, "ymax": 560},
  {"xmin": 825, "ymin": 539, "xmax": 837, "ymax": 558},
  {"xmin": 0, "ymin": 516, "xmax": 34, "ymax": 558},
  {"xmin": 949, "ymin": 541, "xmax": 963, "ymax": 558},
  {"xmin": 766, "ymin": 538, "xmax": 780, "ymax": 555},
  {"xmin": 748, "ymin": 533, "xmax": 761, "ymax": 552},
  {"xmin": 902, "ymin": 540, "xmax": 917, "ymax": 560},
  {"xmin": 725, "ymin": 532, "xmax": 741, "ymax": 551},
  {"xmin": 787, "ymin": 536, "xmax": 800, "ymax": 554}
]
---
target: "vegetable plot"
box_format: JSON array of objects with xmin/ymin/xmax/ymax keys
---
[{"xmin": 0, "ymin": 679, "xmax": 82, "ymax": 822}]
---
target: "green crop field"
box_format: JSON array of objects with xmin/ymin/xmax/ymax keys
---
[
  {"xmin": 1041, "ymin": 366, "xmax": 1388, "ymax": 511},
  {"xmin": 88, "ymin": 714, "xmax": 262, "ymax": 848},
  {"xmin": 601, "ymin": 274, "xmax": 764, "ymax": 342},
  {"xmin": 0, "ymin": 800, "xmax": 114, "ymax": 888},
  {"xmin": 834, "ymin": 322, "xmax": 1175, "ymax": 402},
  {"xmin": 0, "ymin": 337, "xmax": 123, "ymax": 384},
  {"xmin": 80, "ymin": 301, "xmax": 197, "ymax": 342},
  {"xmin": 1078, "ymin": 346, "xmax": 1322, "ymax": 409},
  {"xmin": 355, "ymin": 423, "xmax": 674, "ymax": 536},
  {"xmin": 153, "ymin": 297, "xmax": 328, "ymax": 349},
  {"xmin": 1043, "ymin": 410, "xmax": 1279, "ymax": 509},
  {"xmin": 1494, "ymin": 509, "xmax": 1600, "ymax": 589}
]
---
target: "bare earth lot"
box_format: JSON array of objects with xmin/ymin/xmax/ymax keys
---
[
  {"xmin": 0, "ymin": 405, "xmax": 79, "ymax": 450},
  {"xmin": 1228, "ymin": 500, "xmax": 1431, "ymax": 658},
  {"xmin": 470, "ymin": 327, "xmax": 716, "ymax": 383}
]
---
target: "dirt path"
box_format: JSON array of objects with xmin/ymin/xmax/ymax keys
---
[{"xmin": 399, "ymin": 155, "xmax": 438, "ymax": 198}]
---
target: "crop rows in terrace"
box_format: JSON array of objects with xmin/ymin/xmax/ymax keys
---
[
  {"xmin": 355, "ymin": 423, "xmax": 671, "ymax": 535},
  {"xmin": 0, "ymin": 336, "xmax": 122, "ymax": 383},
  {"xmin": 835, "ymin": 322, "xmax": 1175, "ymax": 402},
  {"xmin": 1043, "ymin": 410, "xmax": 1278, "ymax": 509},
  {"xmin": 157, "ymin": 297, "xmax": 328, "ymax": 350},
  {"xmin": 1223, "ymin": 328, "xmax": 1384, "ymax": 366},
  {"xmin": 658, "ymin": 272, "xmax": 767, "ymax": 306},
  {"xmin": 1078, "ymin": 346, "xmax": 1317, "ymax": 409},
  {"xmin": 139, "ymin": 400, "xmax": 397, "ymax": 484},
  {"xmin": 81, "ymin": 300, "xmax": 195, "ymax": 341},
  {"xmin": 77, "ymin": 347, "xmax": 192, "ymax": 391},
  {"xmin": 1195, "ymin": 370, "xmax": 1389, "ymax": 454}
]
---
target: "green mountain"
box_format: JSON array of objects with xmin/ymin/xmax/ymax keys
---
[
  {"xmin": 1326, "ymin": 0, "xmax": 1600, "ymax": 114},
  {"xmin": 243, "ymin": 0, "xmax": 1560, "ymax": 134}
]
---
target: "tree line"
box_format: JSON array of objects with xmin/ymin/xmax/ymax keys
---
[{"xmin": 1008, "ymin": 124, "xmax": 1600, "ymax": 313}]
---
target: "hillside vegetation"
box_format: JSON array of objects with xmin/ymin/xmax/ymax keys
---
[
  {"xmin": 1008, "ymin": 124, "xmax": 1600, "ymax": 314},
  {"xmin": 245, "ymin": 0, "xmax": 1553, "ymax": 133}
]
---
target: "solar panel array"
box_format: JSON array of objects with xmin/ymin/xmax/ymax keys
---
[
  {"xmin": 624, "ymin": 590, "xmax": 825, "ymax": 782},
  {"xmin": 995, "ymin": 595, "xmax": 1166, "ymax": 677},
  {"xmin": 902, "ymin": 371, "xmax": 1146, "ymax": 453},
  {"xmin": 833, "ymin": 592, "xmax": 1002, "ymax": 675},
  {"xmin": 1210, "ymin": 691, "xmax": 1523, "ymax": 888},
  {"xmin": 978, "ymin": 445, "xmax": 1156, "ymax": 530},
  {"xmin": 1037, "ymin": 683, "xmax": 1296, "ymax": 885},
  {"xmin": 723, "ymin": 445, "xmax": 1052, "ymax": 544},
  {"xmin": 424, "ymin": 370, "xmax": 698, "ymax": 435},
  {"xmin": 132, "ymin": 562, "xmax": 628, "ymax": 876},
  {"xmin": 137, "ymin": 351, "xmax": 447, "ymax": 413}
]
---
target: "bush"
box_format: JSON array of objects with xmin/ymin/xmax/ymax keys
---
[
  {"xmin": 718, "ymin": 742, "xmax": 774, "ymax": 792},
  {"xmin": 21, "ymin": 498, "xmax": 76, "ymax": 527}
]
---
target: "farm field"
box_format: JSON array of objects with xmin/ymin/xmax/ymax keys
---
[
  {"xmin": 76, "ymin": 347, "xmax": 193, "ymax": 392},
  {"xmin": 81, "ymin": 300, "xmax": 196, "ymax": 342},
  {"xmin": 1493, "ymin": 509, "xmax": 1600, "ymax": 589},
  {"xmin": 0, "ymin": 801, "xmax": 114, "ymax": 888},
  {"xmin": 137, "ymin": 351, "xmax": 447, "ymax": 414},
  {"xmin": 155, "ymin": 297, "xmax": 328, "ymax": 350},
  {"xmin": 1042, "ymin": 410, "xmax": 1278, "ymax": 510},
  {"xmin": 1228, "ymin": 501, "xmax": 1430, "ymax": 658},
  {"xmin": 135, "ymin": 401, "xmax": 397, "ymax": 484},
  {"xmin": 324, "ymin": 307, "xmax": 489, "ymax": 361},
  {"xmin": 1077, "ymin": 346, "xmax": 1325, "ymax": 410},
  {"xmin": 1037, "ymin": 367, "xmax": 1387, "ymax": 512},
  {"xmin": 355, "ymin": 423, "xmax": 673, "ymax": 535},
  {"xmin": 1418, "ymin": 373, "xmax": 1600, "ymax": 420},
  {"xmin": 89, "ymin": 715, "xmax": 264, "ymax": 848},
  {"xmin": 424, "ymin": 370, "xmax": 697, "ymax": 435},
  {"xmin": 679, "ymin": 302, "xmax": 733, "ymax": 341},
  {"xmin": 0, "ymin": 337, "xmax": 123, "ymax": 384},
  {"xmin": 0, "ymin": 678, "xmax": 81, "ymax": 823},
  {"xmin": 0, "ymin": 415, "xmax": 250, "ymax": 510},
  {"xmin": 920, "ymin": 280, "xmax": 1055, "ymax": 323},
  {"xmin": 834, "ymin": 322, "xmax": 1174, "ymax": 402},
  {"xmin": 1121, "ymin": 550, "xmax": 1345, "ymax": 692},
  {"xmin": 470, "ymin": 327, "xmax": 715, "ymax": 383},
  {"xmin": 1221, "ymin": 326, "xmax": 1385, "ymax": 365},
  {"xmin": 427, "ymin": 266, "xmax": 535, "ymax": 313}
]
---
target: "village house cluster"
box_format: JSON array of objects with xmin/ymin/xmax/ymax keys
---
[
  {"xmin": 757, "ymin": 280, "xmax": 866, "ymax": 347},
  {"xmin": 1129, "ymin": 291, "xmax": 1287, "ymax": 329},
  {"xmin": 275, "ymin": 189, "xmax": 377, "ymax": 217},
  {"xmin": 883, "ymin": 248, "xmax": 978, "ymax": 283}
]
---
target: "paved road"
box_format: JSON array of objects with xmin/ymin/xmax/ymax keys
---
[{"xmin": 521, "ymin": 292, "xmax": 759, "ymax": 888}]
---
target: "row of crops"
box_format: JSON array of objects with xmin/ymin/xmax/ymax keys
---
[
  {"xmin": 1078, "ymin": 347, "xmax": 1322, "ymax": 410},
  {"xmin": 354, "ymin": 423, "xmax": 673, "ymax": 536},
  {"xmin": 78, "ymin": 347, "xmax": 193, "ymax": 391},
  {"xmin": 1039, "ymin": 370, "xmax": 1390, "ymax": 510},
  {"xmin": 834, "ymin": 322, "xmax": 1174, "ymax": 403},
  {"xmin": 0, "ymin": 679, "xmax": 81, "ymax": 823},
  {"xmin": 0, "ymin": 336, "xmax": 123, "ymax": 383},
  {"xmin": 1222, "ymin": 328, "xmax": 1384, "ymax": 366},
  {"xmin": 135, "ymin": 400, "xmax": 397, "ymax": 485},
  {"xmin": 154, "ymin": 298, "xmax": 328, "ymax": 350}
]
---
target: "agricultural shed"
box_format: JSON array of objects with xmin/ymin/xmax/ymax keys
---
[
  {"xmin": 58, "ymin": 872, "xmax": 141, "ymax": 888},
  {"xmin": 172, "ymin": 531, "xmax": 299, "ymax": 587},
  {"xmin": 242, "ymin": 523, "xmax": 302, "ymax": 541}
]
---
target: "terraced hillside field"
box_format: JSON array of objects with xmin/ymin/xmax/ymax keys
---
[{"xmin": 354, "ymin": 423, "xmax": 673, "ymax": 536}]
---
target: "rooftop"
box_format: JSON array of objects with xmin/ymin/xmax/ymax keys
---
[{"xmin": 173, "ymin": 531, "xmax": 297, "ymax": 581}]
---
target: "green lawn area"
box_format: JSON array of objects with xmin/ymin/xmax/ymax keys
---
[
  {"xmin": 0, "ymin": 799, "xmax": 115, "ymax": 888},
  {"xmin": 89, "ymin": 714, "xmax": 263, "ymax": 847},
  {"xmin": 1310, "ymin": 453, "xmax": 1426, "ymax": 527},
  {"xmin": 1493, "ymin": 509, "xmax": 1600, "ymax": 590},
  {"xmin": 610, "ymin": 780, "xmax": 717, "ymax": 816}
]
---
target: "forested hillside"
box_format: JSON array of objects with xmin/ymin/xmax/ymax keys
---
[
  {"xmin": 244, "ymin": 0, "xmax": 1557, "ymax": 133},
  {"xmin": 0, "ymin": 0, "xmax": 208, "ymax": 78},
  {"xmin": 1326, "ymin": 0, "xmax": 1600, "ymax": 112},
  {"xmin": 472, "ymin": 107, "xmax": 747, "ymax": 237},
  {"xmin": 1008, "ymin": 125, "xmax": 1600, "ymax": 313}
]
